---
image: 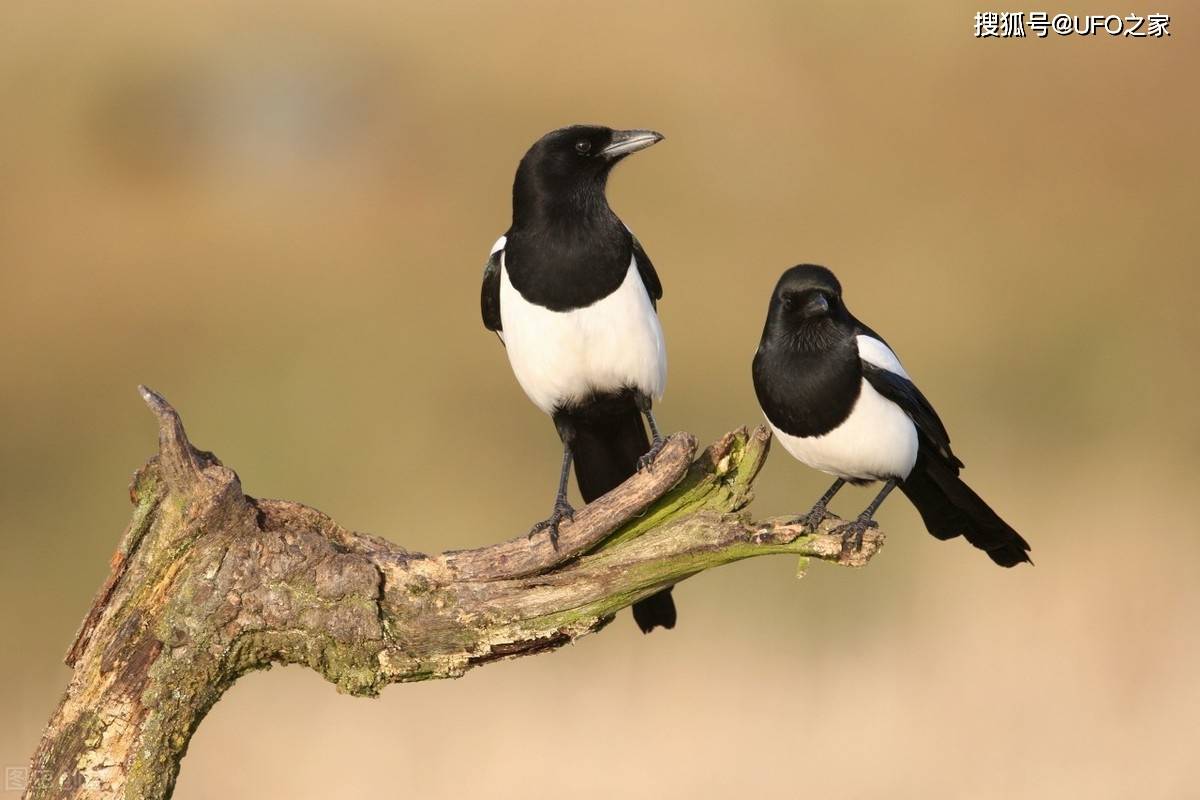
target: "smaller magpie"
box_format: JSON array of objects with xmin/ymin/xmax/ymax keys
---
[{"xmin": 752, "ymin": 265, "xmax": 1032, "ymax": 566}]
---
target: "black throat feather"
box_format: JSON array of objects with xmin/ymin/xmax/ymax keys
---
[{"xmin": 505, "ymin": 158, "xmax": 632, "ymax": 312}]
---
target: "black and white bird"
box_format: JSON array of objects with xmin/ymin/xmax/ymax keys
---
[
  {"xmin": 481, "ymin": 124, "xmax": 677, "ymax": 632},
  {"xmin": 752, "ymin": 265, "xmax": 1032, "ymax": 566}
]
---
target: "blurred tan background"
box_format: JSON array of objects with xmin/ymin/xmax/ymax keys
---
[{"xmin": 2, "ymin": 1, "xmax": 1198, "ymax": 797}]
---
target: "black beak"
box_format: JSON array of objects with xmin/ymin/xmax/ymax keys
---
[
  {"xmin": 599, "ymin": 129, "xmax": 664, "ymax": 160},
  {"xmin": 802, "ymin": 294, "xmax": 830, "ymax": 317}
]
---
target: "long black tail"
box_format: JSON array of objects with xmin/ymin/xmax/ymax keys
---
[
  {"xmin": 566, "ymin": 395, "xmax": 677, "ymax": 633},
  {"xmin": 899, "ymin": 453, "xmax": 1032, "ymax": 567}
]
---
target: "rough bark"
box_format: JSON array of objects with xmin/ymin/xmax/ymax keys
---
[{"xmin": 24, "ymin": 387, "xmax": 883, "ymax": 800}]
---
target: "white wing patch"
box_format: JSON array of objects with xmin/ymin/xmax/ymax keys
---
[
  {"xmin": 856, "ymin": 335, "xmax": 909, "ymax": 378},
  {"xmin": 498, "ymin": 254, "xmax": 667, "ymax": 415}
]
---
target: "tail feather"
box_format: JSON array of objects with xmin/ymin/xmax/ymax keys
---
[
  {"xmin": 632, "ymin": 587, "xmax": 677, "ymax": 633},
  {"xmin": 565, "ymin": 394, "xmax": 676, "ymax": 633},
  {"xmin": 900, "ymin": 454, "xmax": 1032, "ymax": 567},
  {"xmin": 569, "ymin": 399, "xmax": 649, "ymax": 502}
]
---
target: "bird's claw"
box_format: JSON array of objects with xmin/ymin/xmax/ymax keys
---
[
  {"xmin": 797, "ymin": 504, "xmax": 833, "ymax": 531},
  {"xmin": 833, "ymin": 517, "xmax": 877, "ymax": 558},
  {"xmin": 527, "ymin": 501, "xmax": 575, "ymax": 549},
  {"xmin": 637, "ymin": 437, "xmax": 666, "ymax": 473}
]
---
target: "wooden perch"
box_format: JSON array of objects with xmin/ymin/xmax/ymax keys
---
[{"xmin": 24, "ymin": 388, "xmax": 883, "ymax": 800}]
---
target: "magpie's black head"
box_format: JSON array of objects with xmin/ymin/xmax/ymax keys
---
[
  {"xmin": 762, "ymin": 265, "xmax": 852, "ymax": 349},
  {"xmin": 512, "ymin": 125, "xmax": 663, "ymax": 226}
]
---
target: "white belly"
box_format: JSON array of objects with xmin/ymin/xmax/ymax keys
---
[
  {"xmin": 499, "ymin": 256, "xmax": 667, "ymax": 415},
  {"xmin": 769, "ymin": 378, "xmax": 918, "ymax": 481}
]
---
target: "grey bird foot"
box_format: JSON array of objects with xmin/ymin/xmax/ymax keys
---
[
  {"xmin": 528, "ymin": 501, "xmax": 575, "ymax": 549},
  {"xmin": 833, "ymin": 517, "xmax": 877, "ymax": 558},
  {"xmin": 637, "ymin": 437, "xmax": 666, "ymax": 472},
  {"xmin": 795, "ymin": 504, "xmax": 833, "ymax": 531}
]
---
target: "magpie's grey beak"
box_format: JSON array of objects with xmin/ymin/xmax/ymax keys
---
[
  {"xmin": 803, "ymin": 294, "xmax": 830, "ymax": 317},
  {"xmin": 599, "ymin": 129, "xmax": 664, "ymax": 160}
]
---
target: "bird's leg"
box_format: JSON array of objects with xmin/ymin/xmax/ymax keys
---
[
  {"xmin": 635, "ymin": 391, "xmax": 665, "ymax": 472},
  {"xmin": 527, "ymin": 417, "xmax": 576, "ymax": 549},
  {"xmin": 796, "ymin": 478, "xmax": 846, "ymax": 530},
  {"xmin": 834, "ymin": 479, "xmax": 897, "ymax": 556}
]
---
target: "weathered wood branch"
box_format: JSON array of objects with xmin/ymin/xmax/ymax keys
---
[{"xmin": 25, "ymin": 388, "xmax": 883, "ymax": 800}]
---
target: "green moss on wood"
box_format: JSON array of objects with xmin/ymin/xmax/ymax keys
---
[{"xmin": 599, "ymin": 428, "xmax": 768, "ymax": 551}]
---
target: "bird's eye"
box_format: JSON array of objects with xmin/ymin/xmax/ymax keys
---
[{"xmin": 574, "ymin": 139, "xmax": 592, "ymax": 155}]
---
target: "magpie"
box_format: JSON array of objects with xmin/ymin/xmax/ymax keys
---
[
  {"xmin": 751, "ymin": 265, "xmax": 1032, "ymax": 566},
  {"xmin": 481, "ymin": 125, "xmax": 677, "ymax": 632}
]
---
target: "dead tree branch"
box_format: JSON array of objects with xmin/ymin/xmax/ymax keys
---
[{"xmin": 25, "ymin": 388, "xmax": 883, "ymax": 800}]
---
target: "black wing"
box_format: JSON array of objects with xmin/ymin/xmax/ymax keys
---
[
  {"xmin": 630, "ymin": 234, "xmax": 662, "ymax": 308},
  {"xmin": 481, "ymin": 244, "xmax": 503, "ymax": 334},
  {"xmin": 861, "ymin": 361, "xmax": 963, "ymax": 471}
]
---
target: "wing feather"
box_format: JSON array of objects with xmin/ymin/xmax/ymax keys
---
[
  {"xmin": 629, "ymin": 233, "xmax": 662, "ymax": 307},
  {"xmin": 858, "ymin": 338, "xmax": 962, "ymax": 471},
  {"xmin": 481, "ymin": 236, "xmax": 505, "ymax": 334}
]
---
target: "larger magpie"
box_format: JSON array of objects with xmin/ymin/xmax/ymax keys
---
[
  {"xmin": 752, "ymin": 265, "xmax": 1032, "ymax": 566},
  {"xmin": 481, "ymin": 125, "xmax": 677, "ymax": 633}
]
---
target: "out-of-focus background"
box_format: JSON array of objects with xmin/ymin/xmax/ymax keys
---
[{"xmin": 2, "ymin": 1, "xmax": 1197, "ymax": 797}]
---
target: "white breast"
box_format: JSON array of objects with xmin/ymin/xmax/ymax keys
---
[
  {"xmin": 498, "ymin": 255, "xmax": 667, "ymax": 415},
  {"xmin": 769, "ymin": 377, "xmax": 919, "ymax": 482}
]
